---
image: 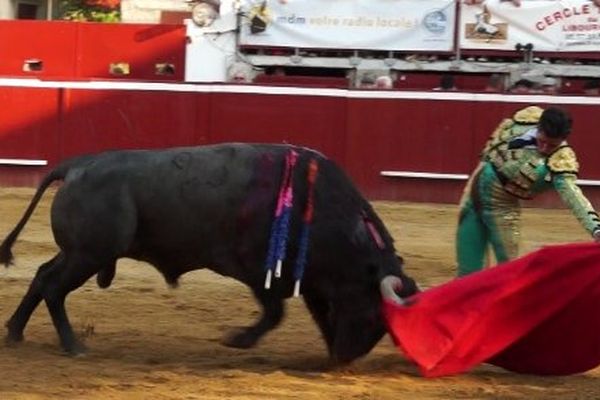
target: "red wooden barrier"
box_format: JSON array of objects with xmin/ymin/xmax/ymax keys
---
[
  {"xmin": 77, "ymin": 23, "xmax": 186, "ymax": 81},
  {"xmin": 1, "ymin": 82, "xmax": 599, "ymax": 209},
  {"xmin": 59, "ymin": 89, "xmax": 201, "ymax": 157},
  {"xmin": 209, "ymin": 92, "xmax": 348, "ymax": 162},
  {"xmin": 0, "ymin": 21, "xmax": 186, "ymax": 81},
  {"xmin": 0, "ymin": 86, "xmax": 60, "ymax": 160},
  {"xmin": 0, "ymin": 21, "xmax": 78, "ymax": 78}
]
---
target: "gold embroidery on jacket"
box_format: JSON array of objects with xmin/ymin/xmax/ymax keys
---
[
  {"xmin": 513, "ymin": 106, "xmax": 543, "ymax": 124},
  {"xmin": 482, "ymin": 119, "xmax": 514, "ymax": 156},
  {"xmin": 547, "ymin": 146, "xmax": 579, "ymax": 174}
]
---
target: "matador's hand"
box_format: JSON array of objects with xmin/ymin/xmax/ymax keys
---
[{"xmin": 594, "ymin": 229, "xmax": 600, "ymax": 243}]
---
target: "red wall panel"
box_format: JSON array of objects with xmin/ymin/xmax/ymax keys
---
[
  {"xmin": 0, "ymin": 87, "xmax": 60, "ymax": 161},
  {"xmin": 0, "ymin": 21, "xmax": 78, "ymax": 78},
  {"xmin": 59, "ymin": 89, "xmax": 204, "ymax": 158},
  {"xmin": 345, "ymin": 98, "xmax": 479, "ymax": 195},
  {"xmin": 0, "ymin": 21, "xmax": 186, "ymax": 81},
  {"xmin": 565, "ymin": 106, "xmax": 600, "ymax": 177},
  {"xmin": 76, "ymin": 23, "xmax": 186, "ymax": 81},
  {"xmin": 208, "ymin": 92, "xmax": 348, "ymax": 164},
  {"xmin": 1, "ymin": 83, "xmax": 600, "ymax": 208},
  {"xmin": 395, "ymin": 72, "xmax": 442, "ymax": 90}
]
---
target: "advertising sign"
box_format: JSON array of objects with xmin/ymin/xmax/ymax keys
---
[
  {"xmin": 239, "ymin": 0, "xmax": 456, "ymax": 51},
  {"xmin": 460, "ymin": 0, "xmax": 600, "ymax": 52}
]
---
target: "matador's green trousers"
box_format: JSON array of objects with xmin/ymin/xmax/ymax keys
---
[{"xmin": 456, "ymin": 163, "xmax": 521, "ymax": 276}]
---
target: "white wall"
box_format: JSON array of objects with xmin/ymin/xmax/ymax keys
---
[
  {"xmin": 0, "ymin": 0, "xmax": 17, "ymax": 19},
  {"xmin": 0, "ymin": 0, "xmax": 54, "ymax": 20},
  {"xmin": 184, "ymin": 12, "xmax": 238, "ymax": 82},
  {"xmin": 121, "ymin": 0, "xmax": 189, "ymax": 23}
]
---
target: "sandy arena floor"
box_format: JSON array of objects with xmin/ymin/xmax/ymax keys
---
[{"xmin": 0, "ymin": 187, "xmax": 597, "ymax": 399}]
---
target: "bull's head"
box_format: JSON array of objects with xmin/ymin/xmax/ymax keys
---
[
  {"xmin": 320, "ymin": 256, "xmax": 418, "ymax": 365},
  {"xmin": 303, "ymin": 207, "xmax": 419, "ymax": 364}
]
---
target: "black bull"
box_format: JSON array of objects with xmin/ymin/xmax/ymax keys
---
[{"xmin": 0, "ymin": 143, "xmax": 417, "ymax": 363}]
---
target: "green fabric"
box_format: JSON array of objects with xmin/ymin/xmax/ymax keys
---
[
  {"xmin": 553, "ymin": 174, "xmax": 600, "ymax": 234},
  {"xmin": 456, "ymin": 164, "xmax": 517, "ymax": 276},
  {"xmin": 456, "ymin": 199, "xmax": 488, "ymax": 276}
]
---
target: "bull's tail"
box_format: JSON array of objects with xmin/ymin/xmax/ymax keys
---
[{"xmin": 0, "ymin": 160, "xmax": 74, "ymax": 267}]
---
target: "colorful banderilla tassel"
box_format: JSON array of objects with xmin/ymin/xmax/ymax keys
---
[
  {"xmin": 264, "ymin": 149, "xmax": 298, "ymax": 289},
  {"xmin": 293, "ymin": 158, "xmax": 319, "ymax": 297}
]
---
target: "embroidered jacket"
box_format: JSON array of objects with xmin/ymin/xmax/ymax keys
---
[{"xmin": 480, "ymin": 106, "xmax": 600, "ymax": 234}]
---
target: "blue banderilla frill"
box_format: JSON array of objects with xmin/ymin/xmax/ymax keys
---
[{"xmin": 264, "ymin": 151, "xmax": 319, "ymax": 297}]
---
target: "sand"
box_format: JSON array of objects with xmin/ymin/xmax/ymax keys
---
[{"xmin": 0, "ymin": 187, "xmax": 598, "ymax": 400}]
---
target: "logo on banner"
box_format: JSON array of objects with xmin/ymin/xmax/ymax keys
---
[
  {"xmin": 465, "ymin": 7, "xmax": 507, "ymax": 42},
  {"xmin": 248, "ymin": 1, "xmax": 272, "ymax": 34},
  {"xmin": 423, "ymin": 10, "xmax": 448, "ymax": 34}
]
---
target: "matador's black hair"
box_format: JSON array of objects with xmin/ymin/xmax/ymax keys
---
[{"xmin": 539, "ymin": 107, "xmax": 572, "ymax": 138}]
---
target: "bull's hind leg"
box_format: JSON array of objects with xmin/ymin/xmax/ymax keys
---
[
  {"xmin": 5, "ymin": 254, "xmax": 61, "ymax": 344},
  {"xmin": 41, "ymin": 254, "xmax": 111, "ymax": 355},
  {"xmin": 221, "ymin": 288, "xmax": 284, "ymax": 349}
]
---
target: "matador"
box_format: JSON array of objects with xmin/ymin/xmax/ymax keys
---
[{"xmin": 456, "ymin": 105, "xmax": 600, "ymax": 276}]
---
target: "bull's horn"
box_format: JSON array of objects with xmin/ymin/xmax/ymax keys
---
[{"xmin": 380, "ymin": 276, "xmax": 406, "ymax": 306}]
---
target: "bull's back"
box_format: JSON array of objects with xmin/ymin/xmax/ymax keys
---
[
  {"xmin": 131, "ymin": 144, "xmax": 279, "ymax": 249},
  {"xmin": 50, "ymin": 143, "xmax": 388, "ymax": 277},
  {"xmin": 51, "ymin": 144, "xmax": 287, "ymax": 263}
]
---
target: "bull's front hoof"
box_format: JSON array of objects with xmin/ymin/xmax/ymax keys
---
[
  {"xmin": 5, "ymin": 320, "xmax": 24, "ymax": 344},
  {"xmin": 63, "ymin": 342, "xmax": 87, "ymax": 357},
  {"xmin": 5, "ymin": 332, "xmax": 24, "ymax": 347},
  {"xmin": 328, "ymin": 355, "xmax": 354, "ymax": 368},
  {"xmin": 221, "ymin": 327, "xmax": 258, "ymax": 349}
]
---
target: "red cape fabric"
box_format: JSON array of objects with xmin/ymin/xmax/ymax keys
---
[{"xmin": 383, "ymin": 242, "xmax": 600, "ymax": 377}]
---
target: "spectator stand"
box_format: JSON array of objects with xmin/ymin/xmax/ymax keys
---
[
  {"xmin": 252, "ymin": 65, "xmax": 351, "ymax": 89},
  {"xmin": 228, "ymin": 0, "xmax": 600, "ymax": 95}
]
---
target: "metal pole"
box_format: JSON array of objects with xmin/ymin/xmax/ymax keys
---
[
  {"xmin": 46, "ymin": 0, "xmax": 53, "ymax": 20},
  {"xmin": 453, "ymin": 0, "xmax": 461, "ymax": 64}
]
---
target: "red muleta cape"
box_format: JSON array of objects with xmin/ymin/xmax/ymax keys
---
[{"xmin": 383, "ymin": 242, "xmax": 600, "ymax": 377}]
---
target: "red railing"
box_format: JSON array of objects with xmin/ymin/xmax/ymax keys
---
[{"xmin": 0, "ymin": 20, "xmax": 186, "ymax": 81}]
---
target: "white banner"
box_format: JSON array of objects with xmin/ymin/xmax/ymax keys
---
[
  {"xmin": 460, "ymin": 0, "xmax": 600, "ymax": 52},
  {"xmin": 239, "ymin": 0, "xmax": 456, "ymax": 51}
]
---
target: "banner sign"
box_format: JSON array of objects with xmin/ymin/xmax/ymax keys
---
[
  {"xmin": 459, "ymin": 0, "xmax": 600, "ymax": 52},
  {"xmin": 239, "ymin": 0, "xmax": 456, "ymax": 52}
]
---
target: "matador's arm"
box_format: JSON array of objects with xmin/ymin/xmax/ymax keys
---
[{"xmin": 550, "ymin": 146, "xmax": 600, "ymax": 236}]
